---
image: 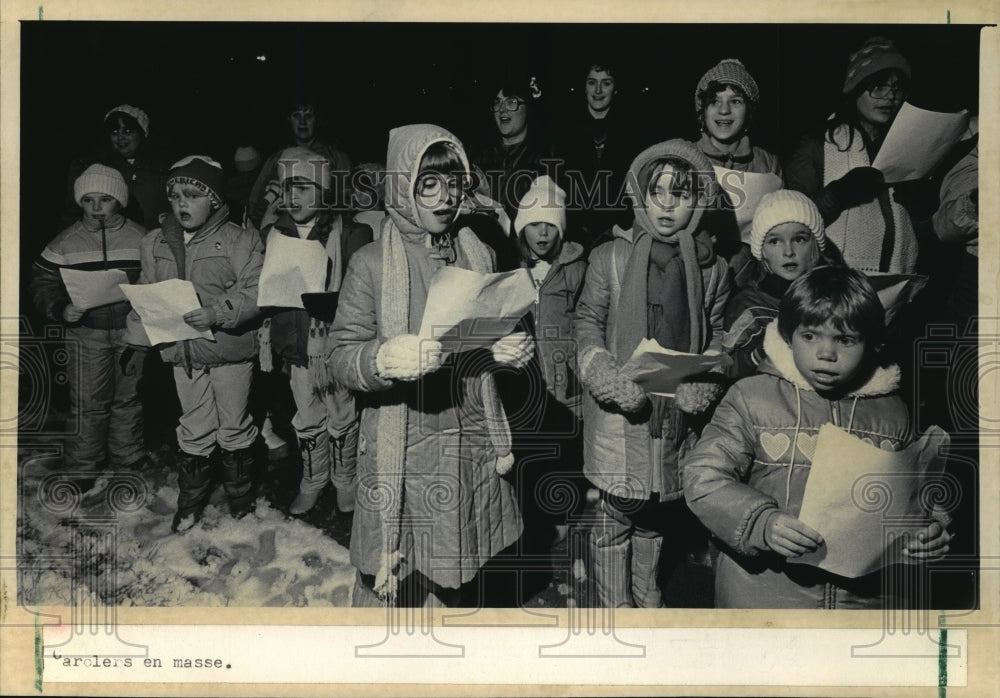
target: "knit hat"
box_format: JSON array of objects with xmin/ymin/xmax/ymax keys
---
[
  {"xmin": 513, "ymin": 175, "xmax": 567, "ymax": 236},
  {"xmin": 74, "ymin": 164, "xmax": 129, "ymax": 207},
  {"xmin": 843, "ymin": 37, "xmax": 912, "ymax": 94},
  {"xmin": 104, "ymin": 104, "xmax": 150, "ymax": 137},
  {"xmin": 167, "ymin": 155, "xmax": 225, "ymax": 209},
  {"xmin": 233, "ymin": 145, "xmax": 262, "ymax": 173},
  {"xmin": 276, "ymin": 146, "xmax": 331, "ymax": 189},
  {"xmin": 695, "ymin": 59, "xmax": 760, "ymax": 111},
  {"xmin": 750, "ymin": 189, "xmax": 826, "ymax": 260}
]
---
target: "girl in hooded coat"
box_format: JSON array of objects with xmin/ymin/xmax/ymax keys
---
[
  {"xmin": 328, "ymin": 124, "xmax": 533, "ymax": 607},
  {"xmin": 575, "ymin": 139, "xmax": 732, "ymax": 607}
]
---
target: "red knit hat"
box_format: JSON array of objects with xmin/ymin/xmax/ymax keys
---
[
  {"xmin": 843, "ymin": 37, "xmax": 912, "ymax": 94},
  {"xmin": 167, "ymin": 156, "xmax": 225, "ymax": 209}
]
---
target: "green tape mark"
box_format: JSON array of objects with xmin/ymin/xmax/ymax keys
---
[
  {"xmin": 34, "ymin": 615, "xmax": 43, "ymax": 692},
  {"xmin": 38, "ymin": 5, "xmax": 43, "ymax": 20},
  {"xmin": 938, "ymin": 614, "xmax": 948, "ymax": 698},
  {"xmin": 947, "ymin": 9, "xmax": 951, "ymax": 24}
]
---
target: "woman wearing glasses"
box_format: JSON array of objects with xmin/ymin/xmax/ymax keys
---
[
  {"xmin": 329, "ymin": 124, "xmax": 533, "ymax": 607},
  {"xmin": 785, "ymin": 37, "xmax": 923, "ymax": 274},
  {"xmin": 472, "ymin": 74, "xmax": 552, "ymax": 224}
]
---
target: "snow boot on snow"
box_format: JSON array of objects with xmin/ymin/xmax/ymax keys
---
[
  {"xmin": 289, "ymin": 435, "xmax": 329, "ymax": 516},
  {"xmin": 220, "ymin": 446, "xmax": 256, "ymax": 519},
  {"xmin": 331, "ymin": 426, "xmax": 358, "ymax": 514},
  {"xmin": 172, "ymin": 451, "xmax": 214, "ymax": 532}
]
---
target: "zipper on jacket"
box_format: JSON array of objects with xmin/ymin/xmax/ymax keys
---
[
  {"xmin": 830, "ymin": 400, "xmax": 841, "ymax": 428},
  {"xmin": 101, "ymin": 221, "xmax": 108, "ymax": 270}
]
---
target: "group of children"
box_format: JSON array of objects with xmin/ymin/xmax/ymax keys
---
[{"xmin": 32, "ymin": 40, "xmax": 961, "ymax": 609}]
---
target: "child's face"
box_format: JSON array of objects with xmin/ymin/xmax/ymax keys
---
[
  {"xmin": 493, "ymin": 90, "xmax": 527, "ymax": 141},
  {"xmin": 703, "ymin": 86, "xmax": 748, "ymax": 144},
  {"xmin": 109, "ymin": 121, "xmax": 142, "ymax": 159},
  {"xmin": 523, "ymin": 222, "xmax": 559, "ymax": 259},
  {"xmin": 790, "ymin": 321, "xmax": 867, "ymax": 393},
  {"xmin": 288, "ymin": 106, "xmax": 317, "ymax": 145},
  {"xmin": 855, "ymin": 71, "xmax": 906, "ymax": 130},
  {"xmin": 284, "ymin": 181, "xmax": 322, "ymax": 224},
  {"xmin": 79, "ymin": 193, "xmax": 120, "ymax": 225},
  {"xmin": 644, "ymin": 166, "xmax": 696, "ymax": 239},
  {"xmin": 585, "ymin": 69, "xmax": 615, "ymax": 113},
  {"xmin": 761, "ymin": 223, "xmax": 820, "ymax": 281},
  {"xmin": 414, "ymin": 172, "xmax": 462, "ymax": 234},
  {"xmin": 168, "ymin": 183, "xmax": 214, "ymax": 231}
]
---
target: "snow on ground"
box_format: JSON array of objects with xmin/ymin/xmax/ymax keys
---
[{"xmin": 18, "ymin": 450, "xmax": 355, "ymax": 608}]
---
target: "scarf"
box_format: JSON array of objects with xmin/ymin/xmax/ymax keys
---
[{"xmin": 373, "ymin": 220, "xmax": 513, "ymax": 603}]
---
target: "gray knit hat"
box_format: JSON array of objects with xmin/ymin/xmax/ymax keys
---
[
  {"xmin": 74, "ymin": 164, "xmax": 129, "ymax": 207},
  {"xmin": 750, "ymin": 189, "xmax": 826, "ymax": 260},
  {"xmin": 695, "ymin": 59, "xmax": 760, "ymax": 111}
]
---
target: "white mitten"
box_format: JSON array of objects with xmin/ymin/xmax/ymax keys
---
[
  {"xmin": 492, "ymin": 331, "xmax": 533, "ymax": 369},
  {"xmin": 376, "ymin": 334, "xmax": 443, "ymax": 381}
]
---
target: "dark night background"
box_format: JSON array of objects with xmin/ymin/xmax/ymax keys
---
[{"xmin": 18, "ymin": 21, "xmax": 984, "ymax": 319}]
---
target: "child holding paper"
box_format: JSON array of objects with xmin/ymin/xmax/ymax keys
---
[
  {"xmin": 575, "ymin": 139, "xmax": 731, "ymax": 607},
  {"xmin": 684, "ymin": 266, "xmax": 951, "ymax": 608},
  {"xmin": 126, "ymin": 156, "xmax": 264, "ymax": 531},
  {"xmin": 723, "ymin": 190, "xmax": 844, "ymax": 381},
  {"xmin": 329, "ymin": 124, "xmax": 532, "ymax": 607},
  {"xmin": 30, "ymin": 164, "xmax": 148, "ymax": 490},
  {"xmin": 510, "ymin": 175, "xmax": 588, "ymax": 546},
  {"xmin": 257, "ymin": 147, "xmax": 373, "ymax": 516}
]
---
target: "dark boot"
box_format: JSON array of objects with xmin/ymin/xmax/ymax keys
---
[
  {"xmin": 331, "ymin": 428, "xmax": 358, "ymax": 514},
  {"xmin": 172, "ymin": 451, "xmax": 214, "ymax": 532},
  {"xmin": 220, "ymin": 447, "xmax": 256, "ymax": 519}
]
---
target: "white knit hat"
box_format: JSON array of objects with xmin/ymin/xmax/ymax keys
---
[
  {"xmin": 750, "ymin": 189, "xmax": 826, "ymax": 260},
  {"xmin": 233, "ymin": 145, "xmax": 262, "ymax": 173},
  {"xmin": 74, "ymin": 164, "xmax": 129, "ymax": 207},
  {"xmin": 277, "ymin": 146, "xmax": 330, "ymax": 188},
  {"xmin": 104, "ymin": 104, "xmax": 150, "ymax": 137},
  {"xmin": 513, "ymin": 175, "xmax": 567, "ymax": 236}
]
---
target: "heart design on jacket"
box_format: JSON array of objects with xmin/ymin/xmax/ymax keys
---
[
  {"xmin": 760, "ymin": 432, "xmax": 791, "ymax": 461},
  {"xmin": 796, "ymin": 432, "xmax": 819, "ymax": 461}
]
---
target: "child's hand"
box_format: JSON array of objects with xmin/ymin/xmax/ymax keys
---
[
  {"xmin": 492, "ymin": 331, "xmax": 533, "ymax": 369},
  {"xmin": 764, "ymin": 512, "xmax": 824, "ymax": 558},
  {"xmin": 376, "ymin": 334, "xmax": 443, "ymax": 381},
  {"xmin": 62, "ymin": 304, "xmax": 85, "ymax": 322},
  {"xmin": 903, "ymin": 521, "xmax": 952, "ymax": 561},
  {"xmin": 183, "ymin": 307, "xmax": 217, "ymax": 331}
]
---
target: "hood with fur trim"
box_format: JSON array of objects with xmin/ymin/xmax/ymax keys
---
[
  {"xmin": 758, "ymin": 320, "xmax": 900, "ymax": 397},
  {"xmin": 384, "ymin": 123, "xmax": 471, "ymax": 236}
]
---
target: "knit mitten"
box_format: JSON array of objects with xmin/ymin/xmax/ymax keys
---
[
  {"xmin": 613, "ymin": 376, "xmax": 649, "ymax": 413},
  {"xmin": 376, "ymin": 334, "xmax": 442, "ymax": 381},
  {"xmin": 492, "ymin": 331, "xmax": 533, "ymax": 369},
  {"xmin": 585, "ymin": 351, "xmax": 648, "ymax": 412},
  {"xmin": 827, "ymin": 167, "xmax": 885, "ymax": 209}
]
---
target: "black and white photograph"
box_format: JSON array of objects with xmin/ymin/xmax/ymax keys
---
[{"xmin": 2, "ymin": 1, "xmax": 998, "ymax": 694}]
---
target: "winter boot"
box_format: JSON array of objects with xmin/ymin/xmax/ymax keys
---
[
  {"xmin": 220, "ymin": 446, "xmax": 256, "ymax": 519},
  {"xmin": 172, "ymin": 451, "xmax": 215, "ymax": 532},
  {"xmin": 589, "ymin": 536, "xmax": 633, "ymax": 608},
  {"xmin": 630, "ymin": 535, "xmax": 664, "ymax": 608},
  {"xmin": 331, "ymin": 426, "xmax": 358, "ymax": 514},
  {"xmin": 261, "ymin": 414, "xmax": 290, "ymax": 461},
  {"xmin": 289, "ymin": 435, "xmax": 330, "ymax": 516}
]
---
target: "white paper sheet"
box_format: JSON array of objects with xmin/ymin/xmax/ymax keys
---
[
  {"xmin": 418, "ymin": 267, "xmax": 536, "ymax": 349},
  {"xmin": 59, "ymin": 268, "xmax": 129, "ymax": 310},
  {"xmin": 871, "ymin": 102, "xmax": 970, "ymax": 183},
  {"xmin": 712, "ymin": 167, "xmax": 784, "ymax": 243},
  {"xmin": 119, "ymin": 279, "xmax": 214, "ymax": 346},
  {"xmin": 796, "ymin": 423, "xmax": 950, "ymax": 578},
  {"xmin": 257, "ymin": 232, "xmax": 328, "ymax": 309},
  {"xmin": 865, "ymin": 272, "xmax": 929, "ymax": 326},
  {"xmin": 619, "ymin": 338, "xmax": 722, "ymax": 396}
]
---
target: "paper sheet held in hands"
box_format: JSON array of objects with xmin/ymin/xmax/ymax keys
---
[
  {"xmin": 257, "ymin": 233, "xmax": 327, "ymax": 309},
  {"xmin": 871, "ymin": 102, "xmax": 970, "ymax": 183},
  {"xmin": 59, "ymin": 268, "xmax": 129, "ymax": 310},
  {"xmin": 796, "ymin": 423, "xmax": 950, "ymax": 578},
  {"xmin": 620, "ymin": 338, "xmax": 721, "ymax": 396},
  {"xmin": 865, "ymin": 272, "xmax": 929, "ymax": 326},
  {"xmin": 418, "ymin": 267, "xmax": 536, "ymax": 349},
  {"xmin": 119, "ymin": 279, "xmax": 214, "ymax": 346},
  {"xmin": 712, "ymin": 167, "xmax": 784, "ymax": 243}
]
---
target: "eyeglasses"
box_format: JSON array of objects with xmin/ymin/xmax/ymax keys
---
[
  {"xmin": 416, "ymin": 173, "xmax": 467, "ymax": 201},
  {"xmin": 866, "ymin": 82, "xmax": 907, "ymax": 99},
  {"xmin": 489, "ymin": 97, "xmax": 526, "ymax": 113}
]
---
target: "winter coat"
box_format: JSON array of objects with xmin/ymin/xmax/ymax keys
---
[
  {"xmin": 30, "ymin": 214, "xmax": 146, "ymax": 330},
  {"xmin": 785, "ymin": 125, "xmax": 918, "ymax": 274},
  {"xmin": 694, "ymin": 133, "xmax": 782, "ymax": 176},
  {"xmin": 65, "ymin": 148, "xmax": 169, "ymax": 231},
  {"xmin": 262, "ymin": 212, "xmax": 373, "ymax": 367},
  {"xmin": 126, "ymin": 205, "xmax": 264, "ymax": 368},
  {"xmin": 328, "ymin": 124, "xmax": 522, "ymax": 591},
  {"xmin": 721, "ymin": 273, "xmax": 790, "ymax": 381},
  {"xmin": 473, "ymin": 138, "xmax": 551, "ymax": 222},
  {"xmin": 683, "ymin": 321, "xmax": 913, "ymax": 608}
]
